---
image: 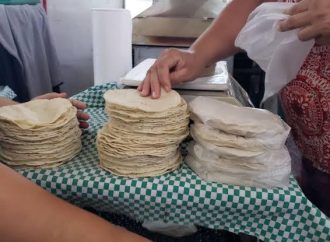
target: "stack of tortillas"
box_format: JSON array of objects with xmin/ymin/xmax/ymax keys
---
[
  {"xmin": 186, "ymin": 97, "xmax": 292, "ymax": 188},
  {"xmin": 97, "ymin": 89, "xmax": 189, "ymax": 178},
  {"xmin": 0, "ymin": 98, "xmax": 82, "ymax": 167}
]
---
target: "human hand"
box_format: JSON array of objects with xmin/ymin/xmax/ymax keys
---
[
  {"xmin": 278, "ymin": 0, "xmax": 330, "ymax": 45},
  {"xmin": 138, "ymin": 48, "xmax": 206, "ymax": 99},
  {"xmin": 34, "ymin": 92, "xmax": 90, "ymax": 129}
]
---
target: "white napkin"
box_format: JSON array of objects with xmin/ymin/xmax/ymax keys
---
[{"xmin": 235, "ymin": 2, "xmax": 315, "ymax": 101}]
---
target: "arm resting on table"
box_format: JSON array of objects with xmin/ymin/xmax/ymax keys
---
[{"xmin": 0, "ymin": 164, "xmax": 150, "ymax": 242}]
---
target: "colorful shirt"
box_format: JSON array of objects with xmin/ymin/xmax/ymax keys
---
[{"xmin": 278, "ymin": 0, "xmax": 330, "ymax": 174}]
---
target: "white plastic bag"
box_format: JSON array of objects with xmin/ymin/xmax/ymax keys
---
[
  {"xmin": 189, "ymin": 96, "xmax": 290, "ymax": 139},
  {"xmin": 235, "ymin": 2, "xmax": 314, "ymax": 101},
  {"xmin": 187, "ymin": 97, "xmax": 292, "ymax": 188},
  {"xmin": 186, "ymin": 142, "xmax": 292, "ymax": 188},
  {"xmin": 191, "ymin": 122, "xmax": 289, "ymax": 150}
]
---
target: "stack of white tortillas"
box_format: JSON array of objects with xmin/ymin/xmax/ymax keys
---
[
  {"xmin": 186, "ymin": 97, "xmax": 291, "ymax": 188},
  {"xmin": 97, "ymin": 89, "xmax": 189, "ymax": 178},
  {"xmin": 0, "ymin": 98, "xmax": 82, "ymax": 167}
]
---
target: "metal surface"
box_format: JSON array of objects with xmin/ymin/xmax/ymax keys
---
[
  {"xmin": 133, "ymin": 0, "xmax": 230, "ymax": 39},
  {"xmin": 140, "ymin": 0, "xmax": 229, "ymax": 19}
]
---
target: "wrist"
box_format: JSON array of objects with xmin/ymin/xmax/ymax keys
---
[{"xmin": 189, "ymin": 45, "xmax": 214, "ymax": 68}]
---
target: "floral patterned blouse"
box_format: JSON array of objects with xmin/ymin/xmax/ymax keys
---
[{"xmin": 277, "ymin": 0, "xmax": 330, "ymax": 174}]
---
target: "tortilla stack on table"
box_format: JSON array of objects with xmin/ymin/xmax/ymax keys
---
[
  {"xmin": 97, "ymin": 89, "xmax": 190, "ymax": 178},
  {"xmin": 0, "ymin": 98, "xmax": 82, "ymax": 168},
  {"xmin": 186, "ymin": 96, "xmax": 292, "ymax": 188}
]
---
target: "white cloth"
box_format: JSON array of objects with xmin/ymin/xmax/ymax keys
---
[
  {"xmin": 0, "ymin": 4, "xmax": 62, "ymax": 99},
  {"xmin": 187, "ymin": 97, "xmax": 292, "ymax": 188},
  {"xmin": 186, "ymin": 142, "xmax": 291, "ymax": 188},
  {"xmin": 235, "ymin": 2, "xmax": 314, "ymax": 101}
]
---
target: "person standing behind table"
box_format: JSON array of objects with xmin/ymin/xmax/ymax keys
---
[
  {"xmin": 278, "ymin": 0, "xmax": 330, "ymax": 217},
  {"xmin": 138, "ymin": 0, "xmax": 330, "ymax": 217}
]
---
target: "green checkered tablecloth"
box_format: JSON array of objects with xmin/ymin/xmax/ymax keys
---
[{"xmin": 16, "ymin": 83, "xmax": 330, "ymax": 241}]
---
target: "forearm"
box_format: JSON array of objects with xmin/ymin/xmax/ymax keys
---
[
  {"xmin": 0, "ymin": 164, "xmax": 149, "ymax": 242},
  {"xmin": 191, "ymin": 0, "xmax": 269, "ymax": 67},
  {"xmin": 0, "ymin": 97, "xmax": 18, "ymax": 107}
]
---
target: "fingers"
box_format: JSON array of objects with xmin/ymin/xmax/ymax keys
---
[
  {"xmin": 158, "ymin": 49, "xmax": 183, "ymax": 90},
  {"xmin": 79, "ymin": 121, "xmax": 89, "ymax": 129},
  {"xmin": 141, "ymin": 64, "xmax": 170, "ymax": 98},
  {"xmin": 140, "ymin": 74, "xmax": 151, "ymax": 97},
  {"xmin": 156, "ymin": 62, "xmax": 172, "ymax": 92},
  {"xmin": 283, "ymin": 0, "xmax": 308, "ymax": 15},
  {"xmin": 77, "ymin": 111, "xmax": 90, "ymax": 129},
  {"xmin": 139, "ymin": 48, "xmax": 184, "ymax": 98},
  {"xmin": 34, "ymin": 92, "xmax": 67, "ymax": 100},
  {"xmin": 279, "ymin": 0, "xmax": 330, "ymax": 44},
  {"xmin": 51, "ymin": 92, "xmax": 67, "ymax": 99},
  {"xmin": 279, "ymin": 0, "xmax": 309, "ymax": 32},
  {"xmin": 71, "ymin": 99, "xmax": 87, "ymax": 110},
  {"xmin": 150, "ymin": 67, "xmax": 161, "ymax": 99},
  {"xmin": 298, "ymin": 24, "xmax": 322, "ymax": 41},
  {"xmin": 137, "ymin": 81, "xmax": 143, "ymax": 91},
  {"xmin": 279, "ymin": 11, "xmax": 310, "ymax": 31},
  {"xmin": 71, "ymin": 100, "xmax": 90, "ymax": 129},
  {"xmin": 138, "ymin": 48, "xmax": 201, "ymax": 97},
  {"xmin": 34, "ymin": 94, "xmax": 90, "ymax": 129},
  {"xmin": 140, "ymin": 66, "xmax": 164, "ymax": 99},
  {"xmin": 77, "ymin": 111, "xmax": 90, "ymax": 121}
]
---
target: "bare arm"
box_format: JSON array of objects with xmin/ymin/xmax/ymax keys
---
[
  {"xmin": 0, "ymin": 97, "xmax": 17, "ymax": 107},
  {"xmin": 139, "ymin": 0, "xmax": 272, "ymax": 98},
  {"xmin": 0, "ymin": 164, "xmax": 149, "ymax": 242},
  {"xmin": 191, "ymin": 0, "xmax": 268, "ymax": 67}
]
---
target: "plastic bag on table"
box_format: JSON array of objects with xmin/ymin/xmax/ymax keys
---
[{"xmin": 185, "ymin": 142, "xmax": 291, "ymax": 188}]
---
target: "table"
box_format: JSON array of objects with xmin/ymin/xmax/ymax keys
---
[{"xmin": 16, "ymin": 83, "xmax": 330, "ymax": 241}]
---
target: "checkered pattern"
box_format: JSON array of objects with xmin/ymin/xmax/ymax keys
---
[
  {"xmin": 0, "ymin": 86, "xmax": 17, "ymax": 99},
  {"xmin": 16, "ymin": 83, "xmax": 330, "ymax": 242}
]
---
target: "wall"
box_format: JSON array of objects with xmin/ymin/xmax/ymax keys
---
[
  {"xmin": 47, "ymin": 0, "xmax": 123, "ymax": 96},
  {"xmin": 125, "ymin": 0, "xmax": 152, "ymax": 18}
]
